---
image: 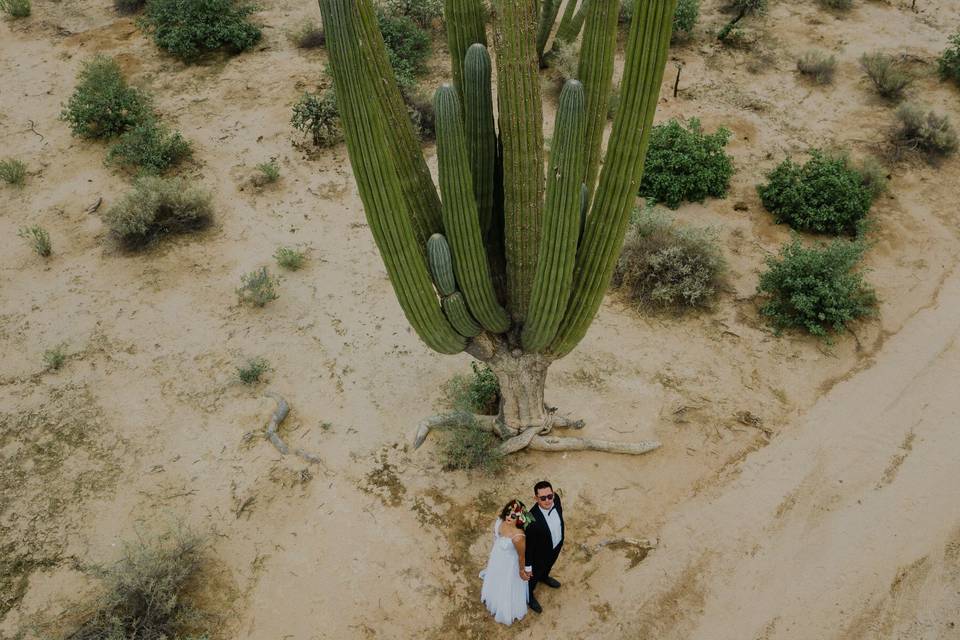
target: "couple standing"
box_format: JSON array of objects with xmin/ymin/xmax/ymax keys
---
[{"xmin": 479, "ymin": 480, "xmax": 564, "ymax": 625}]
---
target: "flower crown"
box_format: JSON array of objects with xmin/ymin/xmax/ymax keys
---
[{"xmin": 507, "ymin": 500, "xmax": 534, "ymax": 528}]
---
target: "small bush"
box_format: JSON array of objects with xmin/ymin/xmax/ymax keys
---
[
  {"xmin": 106, "ymin": 120, "xmax": 192, "ymax": 174},
  {"xmin": 114, "ymin": 0, "xmax": 146, "ymax": 15},
  {"xmin": 550, "ymin": 40, "xmax": 579, "ymax": 89},
  {"xmin": 63, "ymin": 528, "xmax": 208, "ymax": 640},
  {"xmin": 18, "ymin": 225, "xmax": 51, "ymax": 257},
  {"xmin": 293, "ymin": 21, "xmax": 325, "ymax": 48},
  {"xmin": 61, "ymin": 55, "xmax": 151, "ymax": 139},
  {"xmin": 380, "ymin": 0, "xmax": 444, "ymax": 28},
  {"xmin": 0, "ymin": 158, "xmax": 26, "ymax": 186},
  {"xmin": 237, "ymin": 357, "xmax": 270, "ymax": 384},
  {"xmin": 857, "ymin": 156, "xmax": 888, "ymax": 200},
  {"xmin": 938, "ymin": 32, "xmax": 960, "ymax": 86},
  {"xmin": 892, "ymin": 103, "xmax": 958, "ymax": 159},
  {"xmin": 291, "ymin": 89, "xmax": 342, "ymax": 148},
  {"xmin": 404, "ymin": 91, "xmax": 436, "ymax": 141},
  {"xmin": 104, "ymin": 176, "xmax": 213, "ymax": 247},
  {"xmin": 860, "ymin": 52, "xmax": 912, "ymax": 100},
  {"xmin": 255, "ymin": 159, "xmax": 280, "ymax": 184},
  {"xmin": 817, "ymin": 0, "xmax": 852, "ymax": 10},
  {"xmin": 44, "ymin": 344, "xmax": 67, "ymax": 370},
  {"xmin": 442, "ymin": 362, "xmax": 500, "ymax": 415},
  {"xmin": 613, "ymin": 207, "xmax": 726, "ymax": 311},
  {"xmin": 140, "ymin": 0, "xmax": 262, "ymax": 62},
  {"xmin": 639, "ymin": 118, "xmax": 734, "ymax": 209},
  {"xmin": 439, "ymin": 418, "xmax": 504, "ymax": 474},
  {"xmin": 273, "ymin": 246, "xmax": 305, "ymax": 270},
  {"xmin": 758, "ymin": 150, "xmax": 877, "ymax": 236},
  {"xmin": 672, "ymin": 0, "xmax": 700, "ymax": 39},
  {"xmin": 757, "ymin": 238, "xmax": 877, "ymax": 338},
  {"xmin": 376, "ymin": 9, "xmax": 430, "ymax": 89},
  {"xmin": 237, "ymin": 267, "xmax": 278, "ymax": 307},
  {"xmin": 718, "ymin": 0, "xmax": 767, "ymax": 41},
  {"xmin": 0, "ymin": 0, "xmax": 31, "ymax": 18},
  {"xmin": 797, "ymin": 50, "xmax": 836, "ymax": 84}
]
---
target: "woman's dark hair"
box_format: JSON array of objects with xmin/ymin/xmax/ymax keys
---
[{"xmin": 499, "ymin": 499, "xmax": 526, "ymax": 520}]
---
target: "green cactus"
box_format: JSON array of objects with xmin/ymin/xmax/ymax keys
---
[
  {"xmin": 463, "ymin": 44, "xmax": 497, "ymax": 236},
  {"xmin": 444, "ymin": 0, "xmax": 487, "ymax": 100},
  {"xmin": 442, "ymin": 291, "xmax": 483, "ymax": 337},
  {"xmin": 427, "ymin": 233, "xmax": 457, "ymax": 296},
  {"xmin": 536, "ymin": 0, "xmax": 562, "ymax": 63}
]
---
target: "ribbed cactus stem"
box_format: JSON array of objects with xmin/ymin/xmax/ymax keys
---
[
  {"xmin": 434, "ymin": 85, "xmax": 511, "ymax": 334},
  {"xmin": 427, "ymin": 233, "xmax": 457, "ymax": 296},
  {"xmin": 536, "ymin": 0, "xmax": 561, "ymax": 63},
  {"xmin": 496, "ymin": 0, "xmax": 545, "ymax": 323},
  {"xmin": 521, "ymin": 80, "xmax": 586, "ymax": 352},
  {"xmin": 577, "ymin": 0, "xmax": 619, "ymax": 199},
  {"xmin": 464, "ymin": 44, "xmax": 497, "ymax": 235},
  {"xmin": 550, "ymin": 0, "xmax": 589, "ymax": 54},
  {"xmin": 319, "ymin": 0, "xmax": 465, "ymax": 355},
  {"xmin": 444, "ymin": 0, "xmax": 488, "ymax": 101},
  {"xmin": 549, "ymin": 0, "xmax": 676, "ymax": 357},
  {"xmin": 442, "ymin": 292, "xmax": 483, "ymax": 337}
]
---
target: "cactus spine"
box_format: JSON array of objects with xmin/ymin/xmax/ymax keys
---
[{"xmin": 463, "ymin": 44, "xmax": 497, "ymax": 236}]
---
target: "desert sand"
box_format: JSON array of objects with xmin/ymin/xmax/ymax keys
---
[{"xmin": 2, "ymin": 0, "xmax": 959, "ymax": 638}]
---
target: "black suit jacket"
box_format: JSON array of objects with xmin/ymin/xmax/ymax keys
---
[{"xmin": 526, "ymin": 496, "xmax": 564, "ymax": 572}]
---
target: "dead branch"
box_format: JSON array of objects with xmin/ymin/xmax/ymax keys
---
[
  {"xmin": 263, "ymin": 392, "xmax": 326, "ymax": 465},
  {"xmin": 411, "ymin": 412, "xmax": 499, "ymax": 449},
  {"xmin": 527, "ymin": 435, "xmax": 660, "ymax": 455}
]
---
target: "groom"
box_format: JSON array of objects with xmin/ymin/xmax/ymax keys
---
[{"xmin": 526, "ymin": 480, "xmax": 564, "ymax": 614}]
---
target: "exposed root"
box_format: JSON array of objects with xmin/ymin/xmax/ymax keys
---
[
  {"xmin": 263, "ymin": 392, "xmax": 325, "ymax": 465},
  {"xmin": 411, "ymin": 412, "xmax": 500, "ymax": 449},
  {"xmin": 527, "ymin": 435, "xmax": 660, "ymax": 455}
]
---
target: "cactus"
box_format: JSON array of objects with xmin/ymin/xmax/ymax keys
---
[
  {"xmin": 464, "ymin": 44, "xmax": 497, "ymax": 235},
  {"xmin": 442, "ymin": 291, "xmax": 483, "ymax": 337},
  {"xmin": 427, "ymin": 233, "xmax": 457, "ymax": 296}
]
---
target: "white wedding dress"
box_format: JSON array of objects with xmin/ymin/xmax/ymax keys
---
[{"xmin": 479, "ymin": 519, "xmax": 528, "ymax": 625}]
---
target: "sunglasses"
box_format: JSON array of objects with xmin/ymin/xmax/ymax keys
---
[{"xmin": 537, "ymin": 493, "xmax": 555, "ymax": 501}]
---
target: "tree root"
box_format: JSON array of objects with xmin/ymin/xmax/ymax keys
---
[{"xmin": 263, "ymin": 392, "xmax": 325, "ymax": 465}]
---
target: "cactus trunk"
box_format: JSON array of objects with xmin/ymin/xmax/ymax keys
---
[
  {"xmin": 577, "ymin": 0, "xmax": 619, "ymax": 200},
  {"xmin": 535, "ymin": 0, "xmax": 561, "ymax": 63},
  {"xmin": 444, "ymin": 0, "xmax": 488, "ymax": 101}
]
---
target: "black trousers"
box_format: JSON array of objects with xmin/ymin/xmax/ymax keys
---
[{"xmin": 529, "ymin": 541, "xmax": 563, "ymax": 595}]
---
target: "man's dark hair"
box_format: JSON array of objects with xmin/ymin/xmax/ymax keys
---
[{"xmin": 533, "ymin": 480, "xmax": 553, "ymax": 496}]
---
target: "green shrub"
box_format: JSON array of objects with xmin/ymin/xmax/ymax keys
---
[
  {"xmin": 273, "ymin": 246, "xmax": 305, "ymax": 270},
  {"xmin": 43, "ymin": 344, "xmax": 67, "ymax": 371},
  {"xmin": 140, "ymin": 0, "xmax": 262, "ymax": 62},
  {"xmin": 61, "ymin": 55, "xmax": 151, "ymax": 139},
  {"xmin": 817, "ymin": 0, "xmax": 852, "ymax": 10},
  {"xmin": 892, "ymin": 103, "xmax": 958, "ymax": 159},
  {"xmin": 237, "ymin": 267, "xmax": 278, "ymax": 307},
  {"xmin": 376, "ymin": 9, "xmax": 430, "ymax": 89},
  {"xmin": 106, "ymin": 120, "xmax": 191, "ymax": 174},
  {"xmin": 237, "ymin": 357, "xmax": 270, "ymax": 384},
  {"xmin": 758, "ymin": 150, "xmax": 877, "ymax": 236},
  {"xmin": 549, "ymin": 40, "xmax": 579, "ymax": 89},
  {"xmin": 293, "ymin": 21, "xmax": 325, "ymax": 48},
  {"xmin": 860, "ymin": 52, "xmax": 912, "ymax": 100},
  {"xmin": 672, "ymin": 0, "xmax": 700, "ymax": 39},
  {"xmin": 797, "ymin": 50, "xmax": 836, "ymax": 84},
  {"xmin": 613, "ymin": 207, "xmax": 726, "ymax": 311},
  {"xmin": 18, "ymin": 225, "xmax": 51, "ymax": 257},
  {"xmin": 114, "ymin": 0, "xmax": 146, "ymax": 14},
  {"xmin": 757, "ymin": 238, "xmax": 877, "ymax": 338},
  {"xmin": 439, "ymin": 418, "xmax": 504, "ymax": 474},
  {"xmin": 638, "ymin": 118, "xmax": 734, "ymax": 209},
  {"xmin": 255, "ymin": 159, "xmax": 280, "ymax": 184},
  {"xmin": 442, "ymin": 362, "xmax": 500, "ymax": 415},
  {"xmin": 291, "ymin": 89, "xmax": 342, "ymax": 148},
  {"xmin": 0, "ymin": 0, "xmax": 31, "ymax": 18},
  {"xmin": 380, "ymin": 0, "xmax": 444, "ymax": 28},
  {"xmin": 718, "ymin": 0, "xmax": 767, "ymax": 41},
  {"xmin": 938, "ymin": 32, "xmax": 960, "ymax": 86},
  {"xmin": 0, "ymin": 158, "xmax": 26, "ymax": 186},
  {"xmin": 857, "ymin": 156, "xmax": 888, "ymax": 200},
  {"xmin": 104, "ymin": 176, "xmax": 213, "ymax": 247}
]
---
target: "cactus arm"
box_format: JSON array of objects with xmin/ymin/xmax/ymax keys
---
[
  {"xmin": 521, "ymin": 80, "xmax": 586, "ymax": 352},
  {"xmin": 427, "ymin": 233, "xmax": 458, "ymax": 296},
  {"xmin": 434, "ymin": 85, "xmax": 511, "ymax": 334},
  {"xmin": 548, "ymin": 0, "xmax": 676, "ymax": 358},
  {"xmin": 535, "ymin": 0, "xmax": 561, "ymax": 63},
  {"xmin": 495, "ymin": 0, "xmax": 546, "ymax": 324},
  {"xmin": 551, "ymin": 0, "xmax": 589, "ymax": 52},
  {"xmin": 577, "ymin": 0, "xmax": 619, "ymax": 199},
  {"xmin": 444, "ymin": 0, "xmax": 488, "ymax": 101},
  {"xmin": 442, "ymin": 292, "xmax": 483, "ymax": 337},
  {"xmin": 320, "ymin": 0, "xmax": 465, "ymax": 355},
  {"xmin": 464, "ymin": 44, "xmax": 497, "ymax": 235}
]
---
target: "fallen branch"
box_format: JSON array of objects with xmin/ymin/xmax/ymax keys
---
[{"xmin": 263, "ymin": 392, "xmax": 326, "ymax": 465}]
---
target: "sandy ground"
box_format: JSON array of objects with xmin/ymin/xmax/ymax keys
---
[{"xmin": 1, "ymin": 0, "xmax": 959, "ymax": 638}]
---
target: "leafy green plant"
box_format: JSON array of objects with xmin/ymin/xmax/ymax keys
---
[
  {"xmin": 671, "ymin": 0, "xmax": 700, "ymax": 40},
  {"xmin": 376, "ymin": 8, "xmax": 430, "ymax": 89},
  {"xmin": 237, "ymin": 267, "xmax": 278, "ymax": 307},
  {"xmin": 860, "ymin": 52, "xmax": 912, "ymax": 100},
  {"xmin": 758, "ymin": 150, "xmax": 877, "ymax": 236},
  {"xmin": 613, "ymin": 207, "xmax": 726, "ymax": 311},
  {"xmin": 717, "ymin": 0, "xmax": 767, "ymax": 42},
  {"xmin": 439, "ymin": 419, "xmax": 504, "ymax": 473},
  {"xmin": 106, "ymin": 120, "xmax": 192, "ymax": 174},
  {"xmin": 43, "ymin": 344, "xmax": 67, "ymax": 370},
  {"xmin": 103, "ymin": 176, "xmax": 213, "ymax": 247},
  {"xmin": 18, "ymin": 225, "xmax": 51, "ymax": 257},
  {"xmin": 255, "ymin": 159, "xmax": 280, "ymax": 184},
  {"xmin": 638, "ymin": 118, "xmax": 734, "ymax": 209},
  {"xmin": 380, "ymin": 0, "xmax": 444, "ymax": 28},
  {"xmin": 273, "ymin": 246, "xmax": 305, "ymax": 270},
  {"xmin": 237, "ymin": 357, "xmax": 270, "ymax": 384},
  {"xmin": 0, "ymin": 0, "xmax": 31, "ymax": 18},
  {"xmin": 892, "ymin": 103, "xmax": 958, "ymax": 159},
  {"xmin": 549, "ymin": 40, "xmax": 579, "ymax": 90},
  {"xmin": 140, "ymin": 0, "xmax": 262, "ymax": 62},
  {"xmin": 291, "ymin": 89, "xmax": 342, "ymax": 147},
  {"xmin": 61, "ymin": 55, "xmax": 151, "ymax": 139},
  {"xmin": 0, "ymin": 158, "xmax": 26, "ymax": 186},
  {"xmin": 114, "ymin": 0, "xmax": 146, "ymax": 14},
  {"xmin": 442, "ymin": 362, "xmax": 501, "ymax": 415},
  {"xmin": 857, "ymin": 156, "xmax": 888, "ymax": 200},
  {"xmin": 293, "ymin": 21, "xmax": 325, "ymax": 48},
  {"xmin": 817, "ymin": 0, "xmax": 852, "ymax": 10},
  {"xmin": 757, "ymin": 238, "xmax": 877, "ymax": 338},
  {"xmin": 797, "ymin": 50, "xmax": 836, "ymax": 84},
  {"xmin": 938, "ymin": 32, "xmax": 960, "ymax": 86}
]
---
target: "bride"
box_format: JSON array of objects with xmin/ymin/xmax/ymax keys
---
[{"xmin": 480, "ymin": 499, "xmax": 531, "ymax": 625}]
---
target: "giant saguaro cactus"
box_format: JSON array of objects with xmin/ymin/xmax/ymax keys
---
[{"xmin": 317, "ymin": 0, "xmax": 676, "ymax": 457}]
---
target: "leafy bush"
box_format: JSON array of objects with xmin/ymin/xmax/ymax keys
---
[
  {"xmin": 439, "ymin": 419, "xmax": 504, "ymax": 474},
  {"xmin": 757, "ymin": 238, "xmax": 877, "ymax": 338},
  {"xmin": 638, "ymin": 118, "xmax": 734, "ymax": 209},
  {"xmin": 106, "ymin": 120, "xmax": 191, "ymax": 174},
  {"xmin": 938, "ymin": 32, "xmax": 960, "ymax": 86},
  {"xmin": 718, "ymin": 0, "xmax": 767, "ymax": 41},
  {"xmin": 758, "ymin": 150, "xmax": 878, "ymax": 236},
  {"xmin": 237, "ymin": 357, "xmax": 270, "ymax": 384},
  {"xmin": 549, "ymin": 40, "xmax": 579, "ymax": 89},
  {"xmin": 103, "ymin": 176, "xmax": 213, "ymax": 247},
  {"xmin": 380, "ymin": 0, "xmax": 444, "ymax": 28},
  {"xmin": 0, "ymin": 0, "xmax": 30, "ymax": 18},
  {"xmin": 274, "ymin": 246, "xmax": 305, "ymax": 270},
  {"xmin": 613, "ymin": 207, "xmax": 726, "ymax": 311},
  {"xmin": 376, "ymin": 9, "xmax": 430, "ymax": 89},
  {"xmin": 114, "ymin": 0, "xmax": 146, "ymax": 15},
  {"xmin": 61, "ymin": 55, "xmax": 151, "ymax": 139},
  {"xmin": 404, "ymin": 91, "xmax": 436, "ymax": 141},
  {"xmin": 797, "ymin": 50, "xmax": 836, "ymax": 84},
  {"xmin": 672, "ymin": 0, "xmax": 700, "ymax": 39},
  {"xmin": 817, "ymin": 0, "xmax": 852, "ymax": 10},
  {"xmin": 237, "ymin": 267, "xmax": 278, "ymax": 307},
  {"xmin": 860, "ymin": 52, "xmax": 912, "ymax": 100},
  {"xmin": 442, "ymin": 362, "xmax": 500, "ymax": 415},
  {"xmin": 293, "ymin": 21, "xmax": 325, "ymax": 48},
  {"xmin": 43, "ymin": 344, "xmax": 67, "ymax": 370},
  {"xmin": 291, "ymin": 89, "xmax": 342, "ymax": 148},
  {"xmin": 892, "ymin": 103, "xmax": 958, "ymax": 159},
  {"xmin": 18, "ymin": 225, "xmax": 51, "ymax": 257},
  {"xmin": 140, "ymin": 0, "xmax": 262, "ymax": 62},
  {"xmin": 255, "ymin": 159, "xmax": 280, "ymax": 184},
  {"xmin": 0, "ymin": 158, "xmax": 26, "ymax": 186}
]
